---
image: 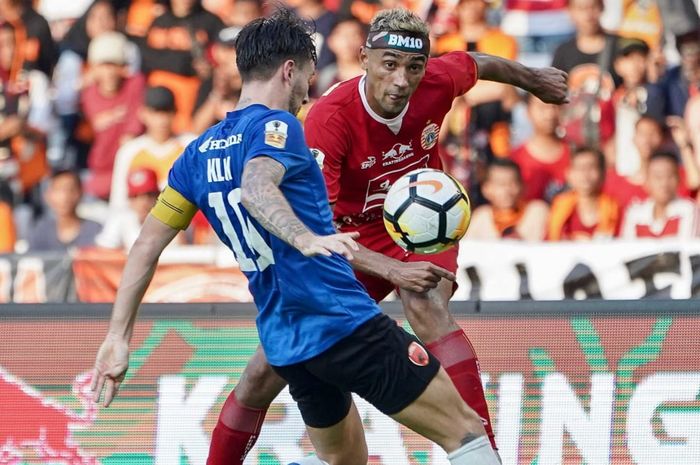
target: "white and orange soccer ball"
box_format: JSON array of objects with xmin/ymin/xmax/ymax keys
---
[{"xmin": 383, "ymin": 168, "xmax": 471, "ymax": 254}]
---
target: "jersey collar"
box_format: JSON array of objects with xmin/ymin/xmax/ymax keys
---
[{"xmin": 358, "ymin": 74, "xmax": 409, "ymax": 135}]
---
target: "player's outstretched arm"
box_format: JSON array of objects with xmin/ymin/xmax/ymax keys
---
[
  {"xmin": 469, "ymin": 52, "xmax": 569, "ymax": 105},
  {"xmin": 241, "ymin": 156, "xmax": 359, "ymax": 259},
  {"xmin": 91, "ymin": 215, "xmax": 180, "ymax": 407}
]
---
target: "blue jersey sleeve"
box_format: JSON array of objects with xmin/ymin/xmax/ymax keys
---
[
  {"xmin": 166, "ymin": 144, "xmax": 195, "ymax": 203},
  {"xmin": 245, "ymin": 111, "xmax": 311, "ymax": 179}
]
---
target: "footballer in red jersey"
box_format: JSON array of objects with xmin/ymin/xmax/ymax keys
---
[{"xmin": 206, "ymin": 8, "xmax": 568, "ymax": 465}]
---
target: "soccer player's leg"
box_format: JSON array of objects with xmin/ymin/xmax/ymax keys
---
[
  {"xmin": 207, "ymin": 346, "xmax": 287, "ymax": 465},
  {"xmin": 400, "ymin": 246, "xmax": 498, "ymax": 450},
  {"xmin": 272, "ymin": 361, "xmax": 367, "ymax": 465},
  {"xmin": 303, "ymin": 313, "xmax": 499, "ymax": 464}
]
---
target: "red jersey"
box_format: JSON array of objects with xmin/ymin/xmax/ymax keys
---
[
  {"xmin": 604, "ymin": 167, "xmax": 692, "ymax": 211},
  {"xmin": 305, "ymin": 52, "xmax": 478, "ymax": 227},
  {"xmin": 510, "ymin": 142, "xmax": 569, "ymax": 201}
]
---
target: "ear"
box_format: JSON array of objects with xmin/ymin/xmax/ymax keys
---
[
  {"xmin": 359, "ymin": 46, "xmax": 369, "ymax": 71},
  {"xmin": 282, "ymin": 59, "xmax": 296, "ymax": 84}
]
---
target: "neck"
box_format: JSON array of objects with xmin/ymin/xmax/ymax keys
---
[
  {"xmin": 150, "ymin": 131, "xmax": 172, "ymax": 144},
  {"xmin": 56, "ymin": 212, "xmax": 79, "ymax": 225},
  {"xmin": 237, "ymin": 81, "xmax": 289, "ymax": 113},
  {"xmin": 653, "ymin": 201, "xmax": 670, "ymax": 220}
]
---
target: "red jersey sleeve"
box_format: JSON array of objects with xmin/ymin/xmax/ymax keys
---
[
  {"xmin": 304, "ymin": 105, "xmax": 349, "ymax": 204},
  {"xmin": 431, "ymin": 52, "xmax": 478, "ymax": 99}
]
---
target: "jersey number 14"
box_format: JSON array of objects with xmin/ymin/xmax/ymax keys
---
[{"xmin": 209, "ymin": 189, "xmax": 275, "ymax": 272}]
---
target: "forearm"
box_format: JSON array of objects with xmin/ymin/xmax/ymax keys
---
[
  {"xmin": 680, "ymin": 145, "xmax": 700, "ymax": 189},
  {"xmin": 349, "ymin": 243, "xmax": 401, "ymax": 280},
  {"xmin": 470, "ymin": 52, "xmax": 537, "ymax": 93},
  {"xmin": 241, "ymin": 157, "xmax": 312, "ymax": 248},
  {"xmin": 107, "ymin": 239, "xmax": 160, "ymax": 341}
]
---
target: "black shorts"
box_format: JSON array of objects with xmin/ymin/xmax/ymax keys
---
[{"xmin": 271, "ymin": 314, "xmax": 440, "ymax": 428}]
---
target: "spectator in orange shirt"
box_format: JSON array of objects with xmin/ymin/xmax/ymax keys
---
[
  {"xmin": 511, "ymin": 94, "xmax": 570, "ymax": 202},
  {"xmin": 0, "ymin": 182, "xmax": 14, "ymax": 253},
  {"xmin": 467, "ymin": 158, "xmax": 549, "ymax": 241},
  {"xmin": 548, "ymin": 147, "xmax": 619, "ymax": 241},
  {"xmin": 621, "ymin": 152, "xmax": 700, "ymax": 239}
]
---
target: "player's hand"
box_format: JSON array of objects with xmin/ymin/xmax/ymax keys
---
[
  {"xmin": 91, "ymin": 333, "xmax": 129, "ymax": 407},
  {"xmin": 529, "ymin": 67, "xmax": 569, "ymax": 105},
  {"xmin": 387, "ymin": 261, "xmax": 456, "ymax": 293},
  {"xmin": 294, "ymin": 231, "xmax": 360, "ymax": 260},
  {"xmin": 667, "ymin": 115, "xmax": 691, "ymax": 148}
]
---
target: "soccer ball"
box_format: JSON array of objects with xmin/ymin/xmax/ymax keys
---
[{"xmin": 383, "ymin": 168, "xmax": 471, "ymax": 254}]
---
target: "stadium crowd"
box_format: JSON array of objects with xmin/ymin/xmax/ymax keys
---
[{"xmin": 1, "ymin": 0, "xmax": 700, "ymax": 254}]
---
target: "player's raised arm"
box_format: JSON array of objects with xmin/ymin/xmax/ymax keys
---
[
  {"xmin": 240, "ymin": 156, "xmax": 359, "ymax": 260},
  {"xmin": 469, "ymin": 52, "xmax": 569, "ymax": 105}
]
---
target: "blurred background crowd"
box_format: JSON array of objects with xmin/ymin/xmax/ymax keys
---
[{"xmin": 1, "ymin": 0, "xmax": 700, "ymax": 255}]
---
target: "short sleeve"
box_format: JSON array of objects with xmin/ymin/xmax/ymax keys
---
[
  {"xmin": 245, "ymin": 111, "xmax": 311, "ymax": 180},
  {"xmin": 431, "ymin": 52, "xmax": 478, "ymax": 98},
  {"xmin": 304, "ymin": 107, "xmax": 348, "ymax": 203},
  {"xmin": 167, "ymin": 150, "xmax": 194, "ymax": 203}
]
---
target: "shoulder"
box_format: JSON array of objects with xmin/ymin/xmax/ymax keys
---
[
  {"xmin": 426, "ymin": 51, "xmax": 474, "ymax": 75},
  {"xmin": 308, "ymin": 77, "xmax": 362, "ymax": 124},
  {"xmin": 118, "ymin": 134, "xmax": 150, "ymax": 153}
]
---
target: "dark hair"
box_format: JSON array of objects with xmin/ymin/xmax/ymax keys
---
[
  {"xmin": 0, "ymin": 21, "xmax": 15, "ymax": 34},
  {"xmin": 235, "ymin": 7, "xmax": 317, "ymax": 82},
  {"xmin": 50, "ymin": 169, "xmax": 82, "ymax": 189},
  {"xmin": 486, "ymin": 157, "xmax": 522, "ymax": 182},
  {"xmin": 571, "ymin": 146, "xmax": 606, "ymax": 172},
  {"xmin": 649, "ymin": 151, "xmax": 679, "ymax": 168}
]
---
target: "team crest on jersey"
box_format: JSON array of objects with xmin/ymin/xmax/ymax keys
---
[
  {"xmin": 310, "ymin": 148, "xmax": 325, "ymax": 168},
  {"xmin": 421, "ymin": 123, "xmax": 439, "ymax": 150},
  {"xmin": 361, "ymin": 156, "xmax": 376, "ymax": 169},
  {"xmin": 408, "ymin": 341, "xmax": 429, "ymax": 366},
  {"xmin": 264, "ymin": 120, "xmax": 288, "ymax": 149}
]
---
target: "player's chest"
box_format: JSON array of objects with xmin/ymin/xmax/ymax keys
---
[{"xmin": 347, "ymin": 118, "xmax": 441, "ymax": 174}]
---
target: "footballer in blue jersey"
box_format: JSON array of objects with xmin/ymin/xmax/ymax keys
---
[
  {"xmin": 92, "ymin": 8, "xmax": 501, "ymax": 465},
  {"xmin": 164, "ymin": 104, "xmax": 380, "ymax": 366}
]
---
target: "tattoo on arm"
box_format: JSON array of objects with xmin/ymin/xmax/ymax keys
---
[{"xmin": 241, "ymin": 156, "xmax": 311, "ymax": 247}]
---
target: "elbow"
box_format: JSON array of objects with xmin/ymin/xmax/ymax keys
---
[{"xmin": 130, "ymin": 234, "xmax": 164, "ymax": 264}]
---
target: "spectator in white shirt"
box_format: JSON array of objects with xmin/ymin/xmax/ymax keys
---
[
  {"xmin": 96, "ymin": 167, "xmax": 160, "ymax": 250},
  {"xmin": 621, "ymin": 152, "xmax": 699, "ymax": 239}
]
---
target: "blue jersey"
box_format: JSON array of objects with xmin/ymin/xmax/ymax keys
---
[{"xmin": 167, "ymin": 104, "xmax": 380, "ymax": 366}]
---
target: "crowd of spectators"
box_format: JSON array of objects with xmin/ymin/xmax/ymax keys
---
[{"xmin": 1, "ymin": 0, "xmax": 700, "ymax": 255}]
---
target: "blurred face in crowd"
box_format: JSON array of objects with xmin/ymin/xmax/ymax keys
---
[
  {"xmin": 0, "ymin": 26, "xmax": 14, "ymax": 72},
  {"xmin": 328, "ymin": 20, "xmax": 364, "ymax": 64},
  {"xmin": 646, "ymin": 157, "xmax": 679, "ymax": 206},
  {"xmin": 568, "ymin": 0, "xmax": 603, "ymax": 37},
  {"xmin": 86, "ymin": 1, "xmax": 116, "ymax": 40},
  {"xmin": 228, "ymin": 0, "xmax": 262, "ymax": 27},
  {"xmin": 457, "ymin": 0, "xmax": 488, "ymax": 26},
  {"xmin": 46, "ymin": 173, "xmax": 82, "ymax": 218},
  {"xmin": 483, "ymin": 165, "xmax": 522, "ymax": 210},
  {"xmin": 614, "ymin": 51, "xmax": 647, "ymax": 88},
  {"xmin": 633, "ymin": 117, "xmax": 663, "ymax": 161},
  {"xmin": 362, "ymin": 48, "xmax": 426, "ymax": 118},
  {"xmin": 130, "ymin": 192, "xmax": 159, "ymax": 224},
  {"xmin": 93, "ymin": 62, "xmax": 125, "ymax": 95},
  {"xmin": 213, "ymin": 45, "xmax": 242, "ymax": 96},
  {"xmin": 171, "ymin": 0, "xmax": 198, "ymax": 17},
  {"xmin": 528, "ymin": 97, "xmax": 561, "ymax": 136},
  {"xmin": 567, "ymin": 151, "xmax": 604, "ymax": 197},
  {"xmin": 679, "ymin": 40, "xmax": 700, "ymax": 85},
  {"xmin": 141, "ymin": 108, "xmax": 174, "ymax": 141}
]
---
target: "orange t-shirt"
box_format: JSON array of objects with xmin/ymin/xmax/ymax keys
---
[{"xmin": 0, "ymin": 202, "xmax": 16, "ymax": 253}]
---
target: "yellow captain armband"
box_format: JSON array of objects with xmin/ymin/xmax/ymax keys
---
[{"xmin": 151, "ymin": 185, "xmax": 198, "ymax": 230}]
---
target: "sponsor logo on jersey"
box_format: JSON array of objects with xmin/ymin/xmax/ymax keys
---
[
  {"xmin": 361, "ymin": 156, "xmax": 376, "ymax": 169},
  {"xmin": 381, "ymin": 142, "xmax": 414, "ymax": 166},
  {"xmin": 264, "ymin": 120, "xmax": 288, "ymax": 149},
  {"xmin": 198, "ymin": 134, "xmax": 243, "ymax": 153},
  {"xmin": 362, "ymin": 155, "xmax": 430, "ymax": 212},
  {"xmin": 408, "ymin": 341, "xmax": 430, "ymax": 366},
  {"xmin": 420, "ymin": 123, "xmax": 439, "ymax": 150},
  {"xmin": 310, "ymin": 148, "xmax": 325, "ymax": 169}
]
